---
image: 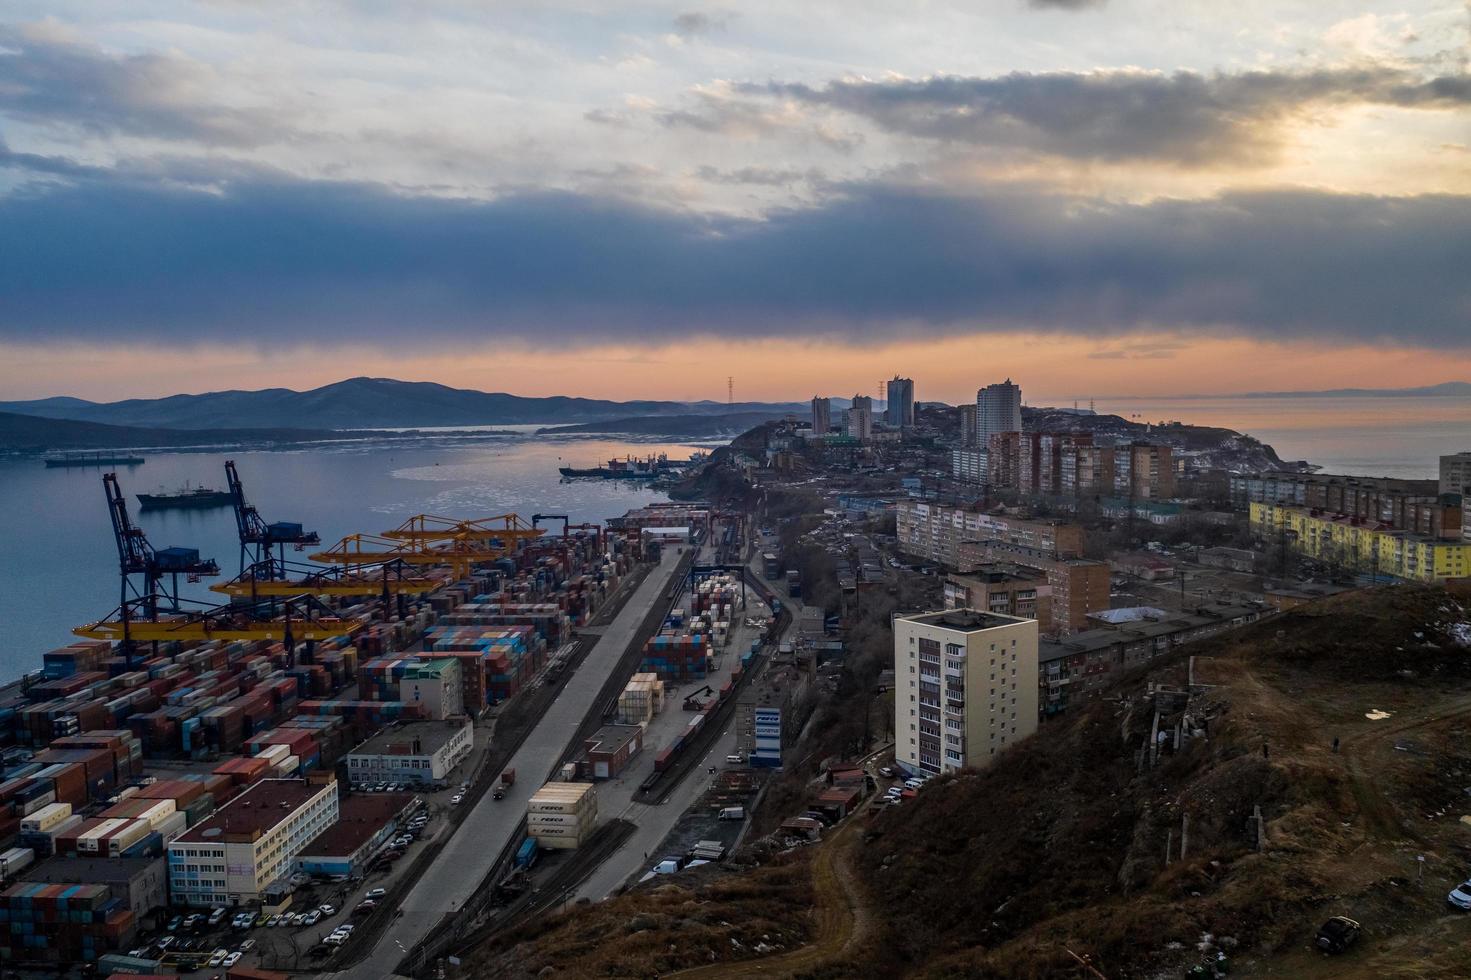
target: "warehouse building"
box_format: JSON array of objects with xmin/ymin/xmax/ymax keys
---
[
  {"xmin": 576, "ymin": 725, "xmax": 643, "ymax": 780},
  {"xmin": 345, "ymin": 718, "xmax": 474, "ymax": 789},
  {"xmin": 296, "ymin": 792, "xmax": 416, "ymax": 878},
  {"xmin": 23, "ymin": 854, "xmax": 167, "ymax": 926},
  {"xmin": 166, "ymin": 776, "xmax": 339, "ymax": 907},
  {"xmin": 400, "ymin": 658, "xmax": 464, "ymax": 720}
]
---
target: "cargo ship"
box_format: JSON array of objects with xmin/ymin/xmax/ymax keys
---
[
  {"xmin": 43, "ymin": 452, "xmax": 146, "ymax": 468},
  {"xmin": 137, "ymin": 484, "xmax": 234, "ymax": 510},
  {"xmin": 559, "ymin": 454, "xmax": 677, "ymax": 480}
]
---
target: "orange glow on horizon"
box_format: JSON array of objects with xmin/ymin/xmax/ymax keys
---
[{"xmin": 3, "ymin": 335, "xmax": 1468, "ymax": 405}]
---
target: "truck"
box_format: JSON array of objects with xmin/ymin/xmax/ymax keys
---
[
  {"xmin": 493, "ymin": 768, "xmax": 516, "ymax": 800},
  {"xmin": 514, "ymin": 838, "xmax": 538, "ymax": 870}
]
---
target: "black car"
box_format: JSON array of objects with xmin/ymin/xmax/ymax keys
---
[{"xmin": 1315, "ymin": 916, "xmax": 1361, "ymax": 953}]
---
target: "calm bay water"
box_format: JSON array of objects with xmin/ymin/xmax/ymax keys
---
[
  {"xmin": 0, "ymin": 435, "xmax": 710, "ymax": 678},
  {"xmin": 1087, "ymin": 395, "xmax": 1471, "ymax": 479}
]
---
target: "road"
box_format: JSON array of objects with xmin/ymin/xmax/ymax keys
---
[
  {"xmin": 572, "ymin": 542, "xmax": 787, "ymax": 902},
  {"xmin": 325, "ymin": 547, "xmax": 686, "ymax": 980}
]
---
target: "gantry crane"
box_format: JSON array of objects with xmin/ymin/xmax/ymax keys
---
[
  {"xmin": 211, "ymin": 557, "xmax": 436, "ymax": 620},
  {"xmin": 309, "ymin": 533, "xmax": 494, "ymax": 579},
  {"xmin": 102, "ymin": 472, "xmax": 221, "ymax": 662},
  {"xmin": 75, "ymin": 593, "xmax": 361, "ymax": 658},
  {"xmin": 226, "ymin": 460, "xmax": 320, "ymax": 577},
  {"xmin": 381, "ymin": 513, "xmax": 544, "ymax": 545},
  {"xmin": 532, "ymin": 513, "xmax": 603, "ymax": 550}
]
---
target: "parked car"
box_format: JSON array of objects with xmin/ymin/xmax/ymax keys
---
[
  {"xmin": 878, "ymin": 766, "xmax": 896, "ymax": 778},
  {"xmin": 1315, "ymin": 916, "xmax": 1362, "ymax": 953},
  {"xmin": 208, "ymin": 907, "xmax": 227, "ymax": 926},
  {"xmin": 166, "ymin": 915, "xmax": 182, "ymax": 932},
  {"xmin": 366, "ymin": 887, "xmax": 387, "ymax": 899},
  {"xmin": 156, "ymin": 935, "xmax": 175, "ymax": 950},
  {"xmin": 303, "ymin": 910, "xmax": 321, "ymax": 926},
  {"xmin": 239, "ymin": 939, "xmax": 256, "ymax": 952},
  {"xmin": 319, "ymin": 904, "xmax": 336, "ymax": 916},
  {"xmin": 450, "ymin": 794, "xmax": 464, "ymax": 806},
  {"xmin": 208, "ymin": 949, "xmax": 229, "ymax": 967},
  {"xmin": 1448, "ymin": 880, "xmax": 1471, "ymax": 910},
  {"xmin": 725, "ymin": 754, "xmax": 744, "ymax": 765},
  {"xmin": 266, "ymin": 914, "xmax": 282, "ymax": 927},
  {"xmin": 223, "ymin": 951, "xmax": 242, "ymax": 967}
]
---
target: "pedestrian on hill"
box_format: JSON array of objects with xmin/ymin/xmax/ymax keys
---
[
  {"xmin": 1262, "ymin": 741, "xmax": 1270, "ymax": 760},
  {"xmin": 1332, "ymin": 736, "xmax": 1340, "ymax": 754}
]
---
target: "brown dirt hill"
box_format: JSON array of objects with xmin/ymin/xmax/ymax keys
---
[{"xmin": 840, "ymin": 584, "xmax": 1471, "ymax": 979}]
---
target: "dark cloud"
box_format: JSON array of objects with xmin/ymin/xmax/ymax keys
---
[
  {"xmin": 0, "ymin": 173, "xmax": 1466, "ymax": 350},
  {"xmin": 0, "ymin": 24, "xmax": 273, "ymax": 145},
  {"xmin": 754, "ymin": 67, "xmax": 1471, "ymax": 165},
  {"xmin": 693, "ymin": 165, "xmax": 816, "ymax": 186},
  {"xmin": 672, "ymin": 11, "xmax": 734, "ymax": 37}
]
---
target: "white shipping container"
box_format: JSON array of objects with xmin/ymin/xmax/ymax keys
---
[
  {"xmin": 531, "ymin": 832, "xmax": 585, "ymax": 851},
  {"xmin": 155, "ymin": 810, "xmax": 188, "ymax": 843},
  {"xmin": 20, "ymin": 802, "xmax": 73, "ymax": 834},
  {"xmin": 274, "ymin": 755, "xmax": 300, "ymax": 775},
  {"xmin": 0, "ymin": 847, "xmax": 33, "ymax": 877},
  {"xmin": 104, "ymin": 819, "xmax": 151, "ymax": 856},
  {"xmin": 133, "ymin": 799, "xmax": 176, "ymax": 830},
  {"xmin": 256, "ymin": 744, "xmax": 290, "ymax": 764}
]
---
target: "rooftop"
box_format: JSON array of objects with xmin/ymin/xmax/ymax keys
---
[
  {"xmin": 174, "ymin": 778, "xmax": 332, "ymax": 844},
  {"xmin": 900, "ymin": 609, "xmax": 1031, "ymax": 633},
  {"xmin": 349, "ymin": 718, "xmax": 472, "ymax": 758},
  {"xmin": 298, "ymin": 792, "xmax": 415, "ymax": 858},
  {"xmin": 22, "ymin": 854, "xmax": 162, "ymax": 886},
  {"xmin": 583, "ymin": 725, "xmax": 642, "ymax": 757}
]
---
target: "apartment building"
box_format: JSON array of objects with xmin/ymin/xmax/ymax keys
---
[
  {"xmin": 959, "ymin": 541, "xmax": 1110, "ymax": 635},
  {"xmin": 991, "ymin": 435, "xmax": 1172, "ymax": 499},
  {"xmin": 977, "ymin": 380, "xmax": 1023, "ymax": 447},
  {"xmin": 894, "ymin": 609, "xmax": 1039, "ymax": 777},
  {"xmin": 167, "ymin": 777, "xmax": 339, "ymax": 907},
  {"xmin": 958, "ymin": 404, "xmax": 978, "ymax": 448},
  {"xmin": 1441, "ymin": 452, "xmax": 1471, "ymax": 496},
  {"xmin": 811, "ymin": 396, "xmax": 831, "ymax": 436},
  {"xmin": 846, "ymin": 395, "xmax": 873, "ymax": 440},
  {"xmin": 1250, "ymin": 502, "xmax": 1471, "ymax": 582},
  {"xmin": 896, "ymin": 501, "xmax": 1084, "ymax": 565},
  {"xmin": 886, "ymin": 377, "xmax": 915, "ymax": 428},
  {"xmin": 944, "ymin": 567, "xmax": 1051, "ymax": 634},
  {"xmin": 1233, "ymin": 472, "xmax": 1461, "ymax": 538},
  {"xmin": 1039, "ymin": 603, "xmax": 1266, "ymax": 716},
  {"xmin": 951, "ymin": 448, "xmax": 987, "ymax": 485}
]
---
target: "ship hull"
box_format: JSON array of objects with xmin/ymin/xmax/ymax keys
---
[{"xmin": 137, "ymin": 492, "xmax": 234, "ymax": 510}]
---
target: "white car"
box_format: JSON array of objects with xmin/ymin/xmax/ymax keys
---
[
  {"xmin": 223, "ymin": 952, "xmax": 242, "ymax": 967},
  {"xmin": 1449, "ymin": 880, "xmax": 1471, "ymax": 910},
  {"xmin": 366, "ymin": 887, "xmax": 387, "ymax": 899},
  {"xmin": 903, "ymin": 778, "xmax": 925, "ymax": 790},
  {"xmin": 450, "ymin": 794, "xmax": 464, "ymax": 806},
  {"xmin": 208, "ymin": 949, "xmax": 229, "ymax": 967}
]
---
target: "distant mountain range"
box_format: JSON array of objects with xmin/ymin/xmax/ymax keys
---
[
  {"xmin": 1237, "ymin": 381, "xmax": 1471, "ymax": 398},
  {"xmin": 0, "ymin": 377, "xmax": 812, "ymax": 430},
  {"xmin": 0, "ymin": 410, "xmax": 402, "ymax": 452}
]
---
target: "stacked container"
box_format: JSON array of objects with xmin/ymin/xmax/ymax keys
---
[{"xmin": 527, "ymin": 781, "xmax": 597, "ymax": 850}]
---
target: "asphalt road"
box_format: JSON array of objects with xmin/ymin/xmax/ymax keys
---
[{"xmin": 325, "ymin": 548, "xmax": 686, "ymax": 980}]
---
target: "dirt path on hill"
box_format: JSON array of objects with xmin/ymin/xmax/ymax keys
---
[{"xmin": 668, "ymin": 818, "xmax": 866, "ymax": 978}]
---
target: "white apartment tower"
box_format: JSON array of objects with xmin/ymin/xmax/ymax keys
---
[
  {"xmin": 894, "ymin": 609, "xmax": 1038, "ymax": 777},
  {"xmin": 811, "ymin": 396, "xmax": 831, "ymax": 436},
  {"xmin": 976, "ymin": 379, "xmax": 1023, "ymax": 448},
  {"xmin": 886, "ymin": 377, "xmax": 915, "ymax": 428},
  {"xmin": 846, "ymin": 396, "xmax": 873, "ymax": 440}
]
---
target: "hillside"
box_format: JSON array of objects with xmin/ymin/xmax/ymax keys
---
[
  {"xmin": 0, "ymin": 378, "xmax": 809, "ymax": 430},
  {"xmin": 538, "ymin": 411, "xmax": 790, "ymax": 438},
  {"xmin": 0, "ymin": 410, "xmax": 393, "ymax": 451},
  {"xmin": 460, "ymin": 586, "xmax": 1471, "ymax": 979}
]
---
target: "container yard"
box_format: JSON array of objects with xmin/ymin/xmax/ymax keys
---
[{"xmin": 0, "ymin": 463, "xmax": 668, "ymax": 968}]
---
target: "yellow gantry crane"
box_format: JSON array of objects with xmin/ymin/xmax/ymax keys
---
[
  {"xmin": 381, "ymin": 513, "xmax": 545, "ymax": 544},
  {"xmin": 310, "ymin": 515, "xmax": 545, "ymax": 578},
  {"xmin": 75, "ymin": 594, "xmax": 362, "ymax": 645},
  {"xmin": 209, "ymin": 558, "xmax": 438, "ymax": 599}
]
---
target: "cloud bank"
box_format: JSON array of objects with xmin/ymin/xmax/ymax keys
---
[{"xmin": 0, "ymin": 174, "xmax": 1466, "ymax": 350}]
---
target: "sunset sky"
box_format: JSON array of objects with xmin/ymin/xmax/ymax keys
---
[{"xmin": 2, "ymin": 1, "xmax": 1469, "ymax": 404}]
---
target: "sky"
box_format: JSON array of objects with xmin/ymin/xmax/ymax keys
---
[{"xmin": 1, "ymin": 1, "xmax": 1469, "ymax": 404}]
